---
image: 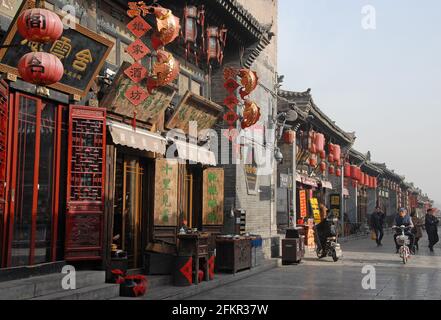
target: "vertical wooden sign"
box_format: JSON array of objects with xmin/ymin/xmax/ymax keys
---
[
  {"xmin": 154, "ymin": 159, "xmax": 178, "ymax": 226},
  {"xmin": 299, "ymin": 190, "xmax": 308, "ymax": 218},
  {"xmin": 202, "ymin": 168, "xmax": 224, "ymax": 225}
]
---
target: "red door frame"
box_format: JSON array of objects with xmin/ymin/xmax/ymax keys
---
[
  {"xmin": 5, "ymin": 92, "xmax": 65, "ymax": 267},
  {"xmin": 65, "ymin": 105, "xmax": 106, "ymax": 261},
  {"xmin": 0, "ymin": 81, "xmax": 11, "ymax": 267}
]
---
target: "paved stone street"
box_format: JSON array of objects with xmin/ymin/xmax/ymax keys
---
[{"xmin": 187, "ymin": 231, "xmax": 441, "ymax": 300}]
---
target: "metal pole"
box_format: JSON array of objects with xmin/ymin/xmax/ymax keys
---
[
  {"xmin": 292, "ymin": 139, "xmax": 297, "ymax": 228},
  {"xmin": 340, "ymin": 162, "xmax": 344, "ymax": 236}
]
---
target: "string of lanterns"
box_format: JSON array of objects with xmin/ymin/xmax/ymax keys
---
[
  {"xmin": 222, "ymin": 67, "xmax": 261, "ymax": 145},
  {"xmin": 125, "ymin": 2, "xmax": 181, "ymax": 128},
  {"xmin": 16, "ymin": 5, "xmax": 64, "ymax": 86}
]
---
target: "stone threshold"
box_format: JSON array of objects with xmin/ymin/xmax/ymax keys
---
[{"xmin": 113, "ymin": 259, "xmax": 279, "ymax": 300}]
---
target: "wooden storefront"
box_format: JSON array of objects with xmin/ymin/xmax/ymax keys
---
[{"xmin": 0, "ymin": 0, "xmax": 113, "ymax": 268}]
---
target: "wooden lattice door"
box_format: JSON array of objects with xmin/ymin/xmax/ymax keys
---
[
  {"xmin": 0, "ymin": 81, "xmax": 8, "ymax": 267},
  {"xmin": 65, "ymin": 106, "xmax": 106, "ymax": 261}
]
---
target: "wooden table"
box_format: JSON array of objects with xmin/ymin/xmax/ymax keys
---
[
  {"xmin": 177, "ymin": 233, "xmax": 209, "ymax": 285},
  {"xmin": 215, "ymin": 237, "xmax": 252, "ymax": 274}
]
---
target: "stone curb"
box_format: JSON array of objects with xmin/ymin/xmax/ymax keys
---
[{"xmin": 145, "ymin": 260, "xmax": 279, "ymax": 300}]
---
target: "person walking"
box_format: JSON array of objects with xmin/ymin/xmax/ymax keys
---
[
  {"xmin": 371, "ymin": 206, "xmax": 386, "ymax": 246},
  {"xmin": 410, "ymin": 211, "xmax": 423, "ymax": 251},
  {"xmin": 425, "ymin": 208, "xmax": 439, "ymax": 252}
]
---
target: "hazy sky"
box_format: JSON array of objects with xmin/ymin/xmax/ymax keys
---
[{"xmin": 278, "ymin": 0, "xmax": 441, "ymax": 204}]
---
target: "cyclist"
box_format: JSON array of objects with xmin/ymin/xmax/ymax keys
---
[{"xmin": 392, "ymin": 208, "xmax": 415, "ymax": 254}]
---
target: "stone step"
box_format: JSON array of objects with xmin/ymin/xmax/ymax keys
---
[
  {"xmin": 0, "ymin": 270, "xmax": 105, "ymax": 300},
  {"xmin": 31, "ymin": 283, "xmax": 120, "ymax": 300}
]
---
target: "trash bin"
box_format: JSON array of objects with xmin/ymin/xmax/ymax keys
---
[
  {"xmin": 282, "ymin": 228, "xmax": 305, "ymax": 265},
  {"xmin": 173, "ymin": 256, "xmax": 193, "ymax": 287}
]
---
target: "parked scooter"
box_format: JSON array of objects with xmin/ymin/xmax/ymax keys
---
[
  {"xmin": 314, "ymin": 218, "xmax": 343, "ymax": 262},
  {"xmin": 392, "ymin": 225, "xmax": 412, "ymax": 264}
]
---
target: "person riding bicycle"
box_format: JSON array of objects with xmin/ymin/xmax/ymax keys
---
[{"xmin": 393, "ymin": 208, "xmax": 415, "ymax": 254}]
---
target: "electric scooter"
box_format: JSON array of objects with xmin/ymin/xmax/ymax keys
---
[{"xmin": 392, "ymin": 225, "xmax": 412, "ymax": 264}]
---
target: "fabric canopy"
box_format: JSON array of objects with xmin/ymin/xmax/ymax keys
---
[
  {"xmin": 108, "ymin": 120, "xmax": 167, "ymax": 155},
  {"xmin": 172, "ymin": 139, "xmax": 217, "ymax": 166}
]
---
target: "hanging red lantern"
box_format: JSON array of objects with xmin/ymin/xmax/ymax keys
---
[
  {"xmin": 309, "ymin": 131, "xmax": 317, "ymax": 154},
  {"xmin": 344, "ymin": 163, "xmax": 351, "ymax": 177},
  {"xmin": 319, "ymin": 150, "xmax": 325, "ymax": 159},
  {"xmin": 241, "ymin": 100, "xmax": 261, "ymax": 129},
  {"xmin": 336, "ymin": 168, "xmax": 342, "ymax": 177},
  {"xmin": 18, "ymin": 52, "xmax": 63, "ymax": 86},
  {"xmin": 328, "ymin": 154, "xmax": 334, "ymax": 163},
  {"xmin": 283, "ymin": 129, "xmax": 295, "ymax": 144},
  {"xmin": 360, "ymin": 173, "xmax": 365, "ymax": 185},
  {"xmin": 17, "ymin": 8, "xmax": 63, "ymax": 43},
  {"xmin": 238, "ymin": 69, "xmax": 259, "ymax": 99},
  {"xmin": 351, "ymin": 166, "xmax": 361, "ymax": 181},
  {"xmin": 374, "ymin": 177, "xmax": 378, "ymax": 189},
  {"xmin": 149, "ymin": 6, "xmax": 180, "ymax": 50},
  {"xmin": 320, "ymin": 161, "xmax": 326, "ymax": 173},
  {"xmin": 147, "ymin": 50, "xmax": 180, "ymax": 93},
  {"xmin": 332, "ymin": 144, "xmax": 341, "ymax": 164},
  {"xmin": 309, "ymin": 154, "xmax": 317, "ymax": 167},
  {"xmin": 329, "ymin": 165, "xmax": 335, "ymax": 175},
  {"xmin": 314, "ymin": 133, "xmax": 325, "ymax": 153}
]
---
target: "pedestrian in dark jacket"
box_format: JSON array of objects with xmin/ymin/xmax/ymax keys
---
[
  {"xmin": 425, "ymin": 208, "xmax": 439, "ymax": 252},
  {"xmin": 371, "ymin": 207, "xmax": 385, "ymax": 246}
]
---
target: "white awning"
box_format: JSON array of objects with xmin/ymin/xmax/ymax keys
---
[
  {"xmin": 108, "ymin": 120, "xmax": 167, "ymax": 155},
  {"xmin": 321, "ymin": 180, "xmax": 333, "ymax": 189},
  {"xmin": 296, "ymin": 173, "xmax": 319, "ymax": 187},
  {"xmin": 172, "ymin": 139, "xmax": 217, "ymax": 166}
]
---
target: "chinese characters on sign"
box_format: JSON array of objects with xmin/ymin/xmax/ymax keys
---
[
  {"xmin": 203, "ymin": 168, "xmax": 224, "ymax": 225},
  {"xmin": 0, "ymin": 15, "xmax": 113, "ymax": 96},
  {"xmin": 310, "ymin": 198, "xmax": 321, "ymax": 224},
  {"xmin": 154, "ymin": 159, "xmax": 178, "ymax": 226},
  {"xmin": 299, "ymin": 190, "xmax": 308, "ymax": 218},
  {"xmin": 330, "ymin": 194, "xmax": 341, "ymax": 219}
]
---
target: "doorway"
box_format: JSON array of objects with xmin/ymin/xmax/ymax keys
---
[
  {"xmin": 5, "ymin": 93, "xmax": 67, "ymax": 267},
  {"xmin": 113, "ymin": 153, "xmax": 147, "ymax": 269}
]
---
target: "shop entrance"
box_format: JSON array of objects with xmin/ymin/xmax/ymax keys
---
[
  {"xmin": 4, "ymin": 93, "xmax": 68, "ymax": 267},
  {"xmin": 113, "ymin": 153, "xmax": 148, "ymax": 269}
]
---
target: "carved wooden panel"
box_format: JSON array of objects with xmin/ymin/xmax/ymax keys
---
[{"xmin": 65, "ymin": 106, "xmax": 106, "ymax": 261}]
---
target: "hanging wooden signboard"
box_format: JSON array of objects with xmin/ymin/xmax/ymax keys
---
[
  {"xmin": 154, "ymin": 159, "xmax": 178, "ymax": 226},
  {"xmin": 299, "ymin": 189, "xmax": 308, "ymax": 218},
  {"xmin": 0, "ymin": 0, "xmax": 113, "ymax": 97},
  {"xmin": 330, "ymin": 193, "xmax": 341, "ymax": 219},
  {"xmin": 202, "ymin": 168, "xmax": 224, "ymax": 225},
  {"xmin": 166, "ymin": 90, "xmax": 223, "ymax": 135},
  {"xmin": 309, "ymin": 197, "xmax": 321, "ymax": 224},
  {"xmin": 101, "ymin": 61, "xmax": 176, "ymax": 125}
]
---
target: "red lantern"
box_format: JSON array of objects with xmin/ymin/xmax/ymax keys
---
[
  {"xmin": 329, "ymin": 165, "xmax": 335, "ymax": 175},
  {"xmin": 241, "ymin": 100, "xmax": 261, "ymax": 129},
  {"xmin": 328, "ymin": 154, "xmax": 334, "ymax": 163},
  {"xmin": 336, "ymin": 168, "xmax": 342, "ymax": 177},
  {"xmin": 320, "ymin": 162, "xmax": 326, "ymax": 173},
  {"xmin": 239, "ymin": 69, "xmax": 259, "ymax": 99},
  {"xmin": 351, "ymin": 166, "xmax": 361, "ymax": 181},
  {"xmin": 314, "ymin": 133, "xmax": 325, "ymax": 153},
  {"xmin": 149, "ymin": 6, "xmax": 181, "ymax": 50},
  {"xmin": 374, "ymin": 177, "xmax": 378, "ymax": 189},
  {"xmin": 147, "ymin": 50, "xmax": 179, "ymax": 93},
  {"xmin": 344, "ymin": 163, "xmax": 351, "ymax": 177},
  {"xmin": 309, "ymin": 154, "xmax": 318, "ymax": 167},
  {"xmin": 17, "ymin": 8, "xmax": 63, "ymax": 43},
  {"xmin": 360, "ymin": 173, "xmax": 365, "ymax": 185},
  {"xmin": 283, "ymin": 130, "xmax": 295, "ymax": 144},
  {"xmin": 332, "ymin": 144, "xmax": 341, "ymax": 164},
  {"xmin": 18, "ymin": 52, "xmax": 63, "ymax": 86}
]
